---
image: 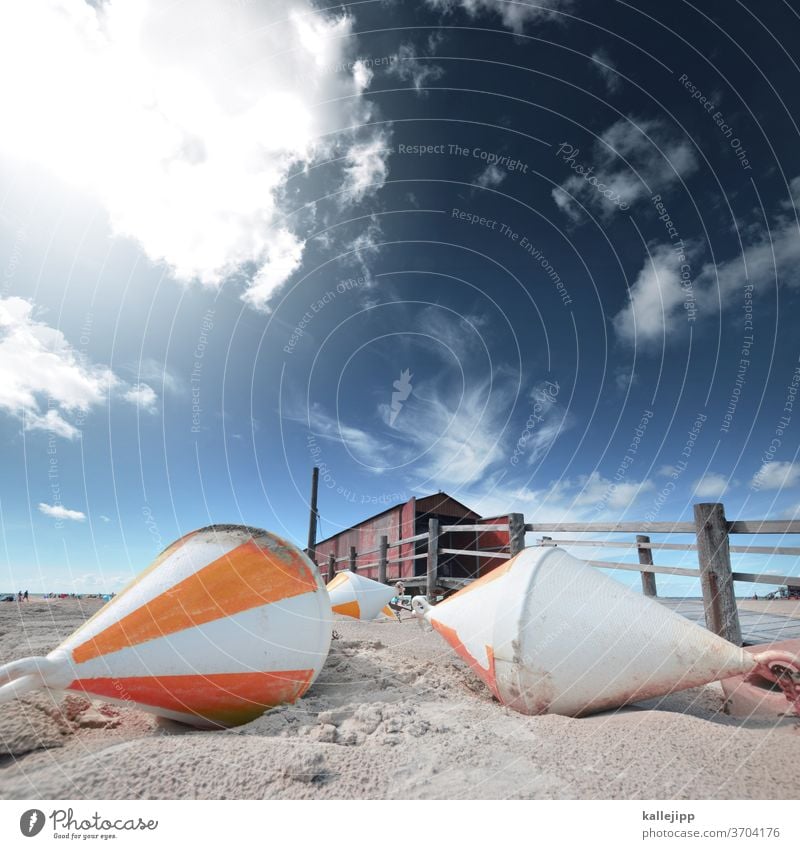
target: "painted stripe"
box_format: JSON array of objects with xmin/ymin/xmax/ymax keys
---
[
  {"xmin": 326, "ymin": 572, "xmax": 350, "ymax": 591},
  {"xmin": 72, "ymin": 591, "xmax": 330, "ymax": 679},
  {"xmin": 61, "ymin": 529, "xmax": 244, "ymax": 652},
  {"xmin": 332, "ymin": 600, "xmax": 361, "ymax": 618},
  {"xmin": 67, "ymin": 669, "xmax": 315, "ymax": 727},
  {"xmin": 71, "ymin": 539, "xmax": 318, "ymax": 664},
  {"xmin": 431, "ymin": 620, "xmax": 500, "ymax": 700}
]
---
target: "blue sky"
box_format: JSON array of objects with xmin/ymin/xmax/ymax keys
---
[{"xmin": 1, "ymin": 0, "xmax": 799, "ymax": 594}]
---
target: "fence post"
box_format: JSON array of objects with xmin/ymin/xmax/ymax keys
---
[
  {"xmin": 694, "ymin": 502, "xmax": 742, "ymax": 645},
  {"xmin": 328, "ymin": 552, "xmax": 335, "ymax": 582},
  {"xmin": 508, "ymin": 513, "xmax": 526, "ymax": 557},
  {"xmin": 426, "ymin": 518, "xmax": 440, "ymax": 600},
  {"xmin": 636, "ymin": 535, "xmax": 657, "ymax": 597},
  {"xmin": 378, "ymin": 535, "xmax": 388, "ymax": 584},
  {"xmin": 349, "ymin": 545, "xmax": 357, "ymax": 573}
]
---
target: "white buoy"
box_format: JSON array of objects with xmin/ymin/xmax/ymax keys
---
[
  {"xmin": 413, "ymin": 546, "xmax": 800, "ymax": 717},
  {"xmin": 0, "ymin": 526, "xmax": 332, "ymax": 728},
  {"xmin": 326, "ymin": 571, "xmax": 396, "ymax": 620}
]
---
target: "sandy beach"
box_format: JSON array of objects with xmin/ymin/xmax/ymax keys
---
[{"xmin": 1, "ymin": 598, "xmax": 799, "ymax": 800}]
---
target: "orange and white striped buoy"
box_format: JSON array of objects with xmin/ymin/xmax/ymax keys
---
[
  {"xmin": 413, "ymin": 546, "xmax": 800, "ymax": 717},
  {"xmin": 0, "ymin": 526, "xmax": 332, "ymax": 728},
  {"xmin": 326, "ymin": 571, "xmax": 396, "ymax": 620}
]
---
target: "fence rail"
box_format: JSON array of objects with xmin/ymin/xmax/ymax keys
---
[{"xmin": 316, "ymin": 503, "xmax": 799, "ymax": 646}]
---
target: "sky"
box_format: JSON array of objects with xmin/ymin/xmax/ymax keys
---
[{"xmin": 1, "ymin": 0, "xmax": 799, "ymax": 595}]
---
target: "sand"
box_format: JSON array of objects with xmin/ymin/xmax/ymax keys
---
[{"xmin": 1, "ymin": 598, "xmax": 799, "ymax": 800}]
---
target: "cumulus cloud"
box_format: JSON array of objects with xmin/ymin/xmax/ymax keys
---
[
  {"xmin": 612, "ymin": 244, "xmax": 691, "ymax": 348},
  {"xmin": 693, "ymin": 472, "xmax": 731, "ymax": 498},
  {"xmin": 475, "ymin": 164, "xmax": 507, "ymax": 188},
  {"xmin": 38, "ymin": 503, "xmax": 86, "ymax": 522},
  {"xmin": 123, "ymin": 383, "xmax": 158, "ymax": 413},
  {"xmin": 426, "ymin": 0, "xmax": 575, "ymax": 33},
  {"xmin": 693, "ymin": 185, "xmax": 800, "ymax": 302},
  {"xmin": 387, "ymin": 43, "xmax": 444, "ymax": 92},
  {"xmin": 751, "ymin": 461, "xmax": 800, "ymax": 490},
  {"xmin": 0, "ymin": 296, "xmax": 153, "ymax": 437},
  {"xmin": 0, "ymin": 1, "xmax": 387, "ymax": 311},
  {"xmin": 614, "ymin": 177, "xmax": 800, "ymax": 346},
  {"xmin": 552, "ymin": 117, "xmax": 698, "ymax": 219},
  {"xmin": 341, "ymin": 134, "xmax": 391, "ymax": 205}
]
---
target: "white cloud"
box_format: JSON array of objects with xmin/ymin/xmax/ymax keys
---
[
  {"xmin": 614, "ymin": 177, "xmax": 800, "ymax": 346},
  {"xmin": 123, "ymin": 382, "xmax": 157, "ymax": 413},
  {"xmin": 427, "ymin": 0, "xmax": 575, "ymax": 33},
  {"xmin": 341, "ymin": 134, "xmax": 390, "ymax": 205},
  {"xmin": 612, "ymin": 244, "xmax": 690, "ymax": 347},
  {"xmin": 387, "ymin": 43, "xmax": 444, "ymax": 92},
  {"xmin": 0, "ymin": 296, "xmax": 155, "ymax": 437},
  {"xmin": 38, "ymin": 503, "xmax": 86, "ymax": 522},
  {"xmin": 1, "ymin": 296, "xmax": 115, "ymax": 438},
  {"xmin": 241, "ymin": 229, "xmax": 305, "ymax": 311},
  {"xmin": 694, "ymin": 208, "xmax": 800, "ymax": 302},
  {"xmin": 553, "ymin": 117, "xmax": 698, "ymax": 219},
  {"xmin": 693, "ymin": 472, "xmax": 731, "ymax": 498},
  {"xmin": 751, "ymin": 461, "xmax": 800, "ymax": 490},
  {"xmin": 475, "ymin": 163, "xmax": 507, "ymax": 188},
  {"xmin": 569, "ymin": 470, "xmax": 655, "ymax": 512},
  {"xmin": 0, "ymin": 1, "xmax": 386, "ymax": 310},
  {"xmin": 591, "ymin": 49, "xmax": 619, "ymax": 93},
  {"xmin": 456, "ymin": 470, "xmax": 654, "ymax": 525}
]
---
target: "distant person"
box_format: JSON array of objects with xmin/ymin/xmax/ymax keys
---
[
  {"xmin": 17, "ymin": 591, "xmax": 22, "ymax": 602},
  {"xmin": 23, "ymin": 590, "xmax": 28, "ymax": 601}
]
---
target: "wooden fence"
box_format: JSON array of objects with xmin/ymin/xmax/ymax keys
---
[{"xmin": 322, "ymin": 502, "xmax": 800, "ymax": 646}]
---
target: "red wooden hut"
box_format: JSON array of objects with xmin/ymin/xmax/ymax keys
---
[{"xmin": 312, "ymin": 492, "xmax": 511, "ymax": 585}]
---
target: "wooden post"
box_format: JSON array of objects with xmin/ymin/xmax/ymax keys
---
[
  {"xmin": 508, "ymin": 512, "xmax": 526, "ymax": 557},
  {"xmin": 349, "ymin": 545, "xmax": 357, "ymax": 573},
  {"xmin": 378, "ymin": 535, "xmax": 388, "ymax": 584},
  {"xmin": 426, "ymin": 518, "xmax": 439, "ymax": 599},
  {"xmin": 636, "ymin": 534, "xmax": 657, "ymax": 597},
  {"xmin": 694, "ymin": 502, "xmax": 742, "ymax": 645},
  {"xmin": 328, "ymin": 552, "xmax": 335, "ymax": 583},
  {"xmin": 306, "ymin": 466, "xmax": 319, "ymax": 564}
]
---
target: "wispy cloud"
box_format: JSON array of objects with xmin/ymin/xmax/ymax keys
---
[{"xmin": 590, "ymin": 49, "xmax": 620, "ymax": 93}]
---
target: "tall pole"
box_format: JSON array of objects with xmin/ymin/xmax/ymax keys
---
[{"xmin": 307, "ymin": 466, "xmax": 319, "ymax": 564}]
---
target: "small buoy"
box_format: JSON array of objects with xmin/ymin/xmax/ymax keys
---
[
  {"xmin": 326, "ymin": 571, "xmax": 396, "ymax": 620},
  {"xmin": 0, "ymin": 526, "xmax": 332, "ymax": 728},
  {"xmin": 413, "ymin": 546, "xmax": 800, "ymax": 717}
]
